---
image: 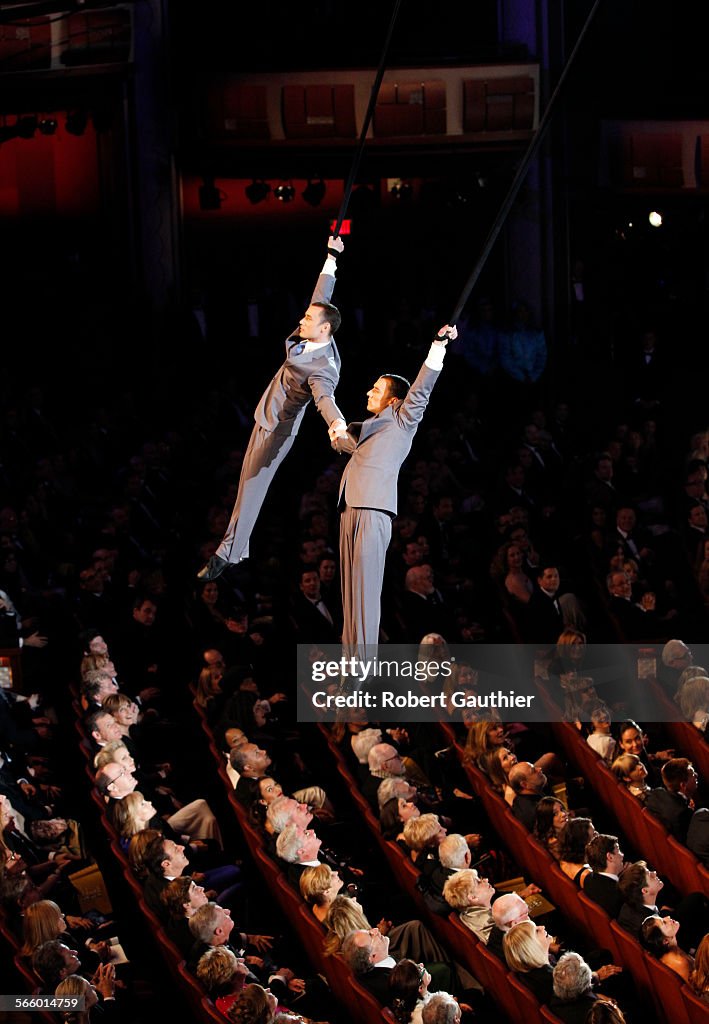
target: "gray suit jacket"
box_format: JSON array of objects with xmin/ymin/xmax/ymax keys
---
[
  {"xmin": 338, "ymin": 361, "xmax": 440, "ymax": 516},
  {"xmin": 254, "ymin": 269, "xmax": 343, "ymax": 435}
]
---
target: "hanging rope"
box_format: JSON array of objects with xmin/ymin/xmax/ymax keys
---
[
  {"xmin": 449, "ymin": 0, "xmax": 604, "ymax": 324},
  {"xmin": 332, "ymin": 0, "xmax": 404, "ymax": 236}
]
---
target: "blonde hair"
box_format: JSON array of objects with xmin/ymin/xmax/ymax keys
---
[
  {"xmin": 20, "ymin": 900, "xmax": 63, "ymax": 956},
  {"xmin": 677, "ymin": 676, "xmax": 709, "ymax": 721},
  {"xmin": 93, "ymin": 740, "xmax": 128, "ymax": 770},
  {"xmin": 195, "ymin": 667, "xmax": 220, "ymax": 708},
  {"xmin": 503, "ymin": 920, "xmax": 549, "ymax": 972},
  {"xmin": 108, "ymin": 790, "xmax": 147, "ymax": 839},
  {"xmin": 443, "ymin": 868, "xmax": 481, "ymax": 910},
  {"xmin": 55, "ymin": 974, "xmax": 92, "ymax": 1023},
  {"xmin": 323, "ymin": 895, "xmax": 369, "ymax": 956},
  {"xmin": 299, "ymin": 863, "xmax": 333, "ymax": 907},
  {"xmin": 196, "ymin": 945, "xmax": 237, "ymax": 992},
  {"xmin": 611, "ymin": 752, "xmax": 640, "ymax": 782},
  {"xmin": 403, "ymin": 813, "xmax": 440, "ymax": 851},
  {"xmin": 463, "ymin": 718, "xmax": 502, "ymax": 763},
  {"xmin": 80, "ymin": 652, "xmax": 109, "ymax": 680}
]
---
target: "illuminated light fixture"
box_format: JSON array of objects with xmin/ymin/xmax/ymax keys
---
[
  {"xmin": 648, "ymin": 211, "xmax": 662, "ymax": 228},
  {"xmin": 198, "ymin": 176, "xmax": 224, "ymax": 210},
  {"xmin": 245, "ymin": 179, "xmax": 271, "ymax": 204},
  {"xmin": 389, "ymin": 179, "xmax": 412, "ymax": 200},
  {"xmin": 302, "ymin": 178, "xmax": 326, "ymax": 207},
  {"xmin": 274, "ymin": 182, "xmax": 296, "ymax": 203},
  {"xmin": 65, "ymin": 110, "xmax": 88, "ymax": 136},
  {"xmin": 38, "ymin": 117, "xmax": 57, "ymax": 136},
  {"xmin": 16, "ymin": 115, "xmax": 37, "ymax": 139}
]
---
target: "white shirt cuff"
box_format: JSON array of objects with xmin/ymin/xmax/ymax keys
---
[
  {"xmin": 322, "ymin": 255, "xmax": 337, "ymax": 276},
  {"xmin": 425, "ymin": 342, "xmax": 446, "ymax": 371}
]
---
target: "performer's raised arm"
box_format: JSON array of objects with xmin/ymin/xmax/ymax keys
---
[
  {"xmin": 308, "ymin": 234, "xmax": 344, "ymax": 308},
  {"xmin": 397, "ymin": 324, "xmax": 458, "ymax": 427},
  {"xmin": 197, "ymin": 233, "xmax": 348, "ymax": 581}
]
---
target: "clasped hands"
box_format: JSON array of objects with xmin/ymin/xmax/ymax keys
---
[{"xmin": 329, "ymin": 417, "xmax": 355, "ymax": 453}]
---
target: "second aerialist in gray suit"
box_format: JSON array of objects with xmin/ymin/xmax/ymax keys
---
[
  {"xmin": 332, "ymin": 324, "xmax": 457, "ymax": 657},
  {"xmin": 199, "ymin": 236, "xmax": 347, "ymax": 580}
]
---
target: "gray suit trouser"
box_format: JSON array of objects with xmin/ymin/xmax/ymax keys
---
[
  {"xmin": 339, "ymin": 505, "xmax": 392, "ymax": 660},
  {"xmin": 216, "ymin": 424, "xmax": 295, "ymax": 564}
]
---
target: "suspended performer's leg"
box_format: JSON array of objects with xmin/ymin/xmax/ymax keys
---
[{"xmin": 339, "ymin": 505, "xmax": 391, "ymax": 662}]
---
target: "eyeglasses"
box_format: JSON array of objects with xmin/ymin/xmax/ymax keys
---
[{"xmin": 106, "ymin": 767, "xmax": 128, "ymax": 790}]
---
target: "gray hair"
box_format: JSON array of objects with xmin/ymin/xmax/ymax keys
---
[
  {"xmin": 368, "ymin": 743, "xmax": 398, "ymax": 773},
  {"xmin": 229, "ymin": 746, "xmax": 252, "ymax": 772},
  {"xmin": 266, "ymin": 797, "xmax": 297, "ymax": 834},
  {"xmin": 377, "ymin": 777, "xmax": 413, "ymax": 809},
  {"xmin": 439, "ymin": 834, "xmax": 469, "ymax": 870},
  {"xmin": 188, "ymin": 902, "xmax": 221, "ymax": 944},
  {"xmin": 351, "ymin": 728, "xmax": 382, "ymax": 764},
  {"xmin": 421, "ymin": 992, "xmax": 460, "ymax": 1024},
  {"xmin": 340, "ymin": 929, "xmax": 373, "ymax": 975},
  {"xmin": 552, "ymin": 951, "xmax": 593, "ymax": 1001},
  {"xmin": 275, "ymin": 822, "xmax": 302, "ymax": 863}
]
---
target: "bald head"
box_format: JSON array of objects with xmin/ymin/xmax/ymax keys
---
[
  {"xmin": 492, "ymin": 892, "xmax": 530, "ymax": 931},
  {"xmin": 509, "ymin": 761, "xmax": 546, "ymax": 794}
]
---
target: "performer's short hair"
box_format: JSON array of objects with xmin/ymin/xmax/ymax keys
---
[
  {"xmin": 312, "ymin": 301, "xmax": 341, "ymax": 335},
  {"xmin": 380, "ymin": 374, "xmax": 410, "ymax": 400}
]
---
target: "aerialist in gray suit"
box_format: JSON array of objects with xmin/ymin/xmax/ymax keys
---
[
  {"xmin": 199, "ymin": 235, "xmax": 347, "ymax": 580},
  {"xmin": 332, "ymin": 323, "xmax": 457, "ymax": 658}
]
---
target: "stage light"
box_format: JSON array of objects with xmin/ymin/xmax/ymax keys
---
[
  {"xmin": 648, "ymin": 211, "xmax": 662, "ymax": 228},
  {"xmin": 389, "ymin": 179, "xmax": 412, "ymax": 200},
  {"xmin": 245, "ymin": 179, "xmax": 271, "ymax": 204},
  {"xmin": 65, "ymin": 110, "xmax": 88, "ymax": 136},
  {"xmin": 38, "ymin": 117, "xmax": 57, "ymax": 136},
  {"xmin": 274, "ymin": 182, "xmax": 295, "ymax": 202},
  {"xmin": 16, "ymin": 116, "xmax": 37, "ymax": 139},
  {"xmin": 302, "ymin": 178, "xmax": 326, "ymax": 207},
  {"xmin": 199, "ymin": 177, "xmax": 224, "ymax": 210}
]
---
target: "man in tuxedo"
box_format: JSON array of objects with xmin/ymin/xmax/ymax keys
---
[
  {"xmin": 523, "ymin": 564, "xmax": 564, "ymax": 642},
  {"xmin": 334, "ymin": 325, "xmax": 457, "ymax": 657},
  {"xmin": 645, "ymin": 757, "xmax": 698, "ymax": 842},
  {"xmin": 400, "ymin": 564, "xmax": 454, "ymax": 642},
  {"xmin": 606, "ymin": 570, "xmax": 661, "ymax": 641},
  {"xmin": 275, "ymin": 821, "xmax": 323, "ymax": 887},
  {"xmin": 487, "ymin": 892, "xmax": 531, "ymax": 959},
  {"xmin": 289, "ymin": 567, "xmax": 339, "ymax": 643},
  {"xmin": 33, "ymin": 940, "xmax": 82, "ymax": 995},
  {"xmin": 199, "ymin": 235, "xmax": 346, "ymax": 580},
  {"xmin": 583, "ymin": 834, "xmax": 624, "ymax": 918},
  {"xmin": 613, "ymin": 506, "xmax": 652, "ymax": 565},
  {"xmin": 617, "ymin": 861, "xmax": 665, "ymax": 937},
  {"xmin": 509, "ymin": 762, "xmax": 548, "ymax": 830},
  {"xmin": 618, "ymin": 860, "xmax": 709, "ymax": 948},
  {"xmin": 341, "ymin": 927, "xmax": 396, "ymax": 1002}
]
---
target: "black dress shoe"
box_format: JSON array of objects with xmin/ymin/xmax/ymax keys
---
[{"xmin": 197, "ymin": 555, "xmax": 229, "ymax": 581}]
